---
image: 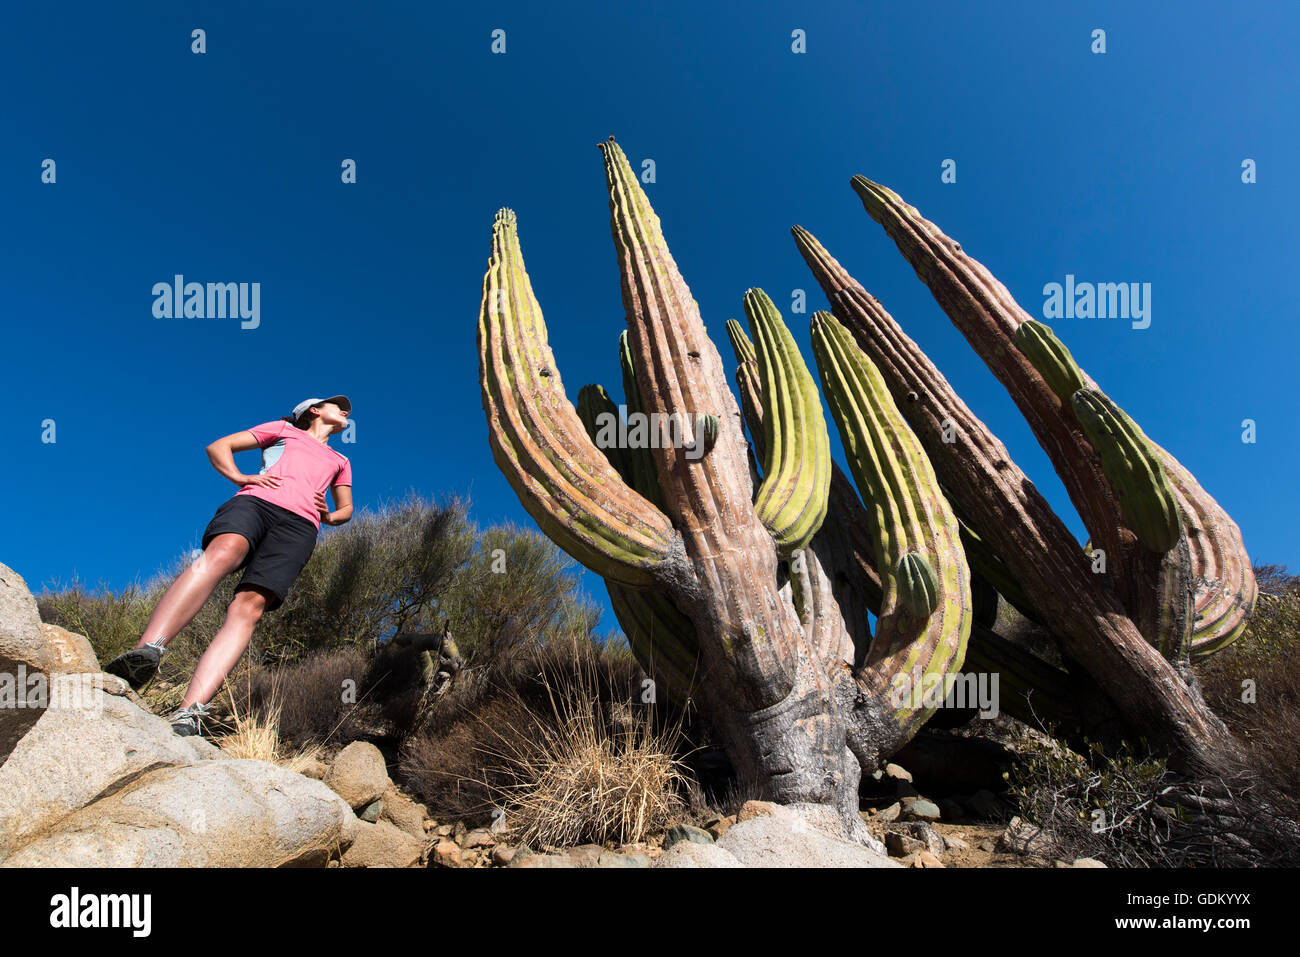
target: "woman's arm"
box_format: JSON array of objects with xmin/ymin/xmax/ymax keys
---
[
  {"xmin": 316, "ymin": 485, "xmax": 353, "ymax": 526},
  {"xmin": 206, "ymin": 430, "xmax": 267, "ymax": 486}
]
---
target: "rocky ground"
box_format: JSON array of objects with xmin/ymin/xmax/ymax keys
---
[{"xmin": 2, "ymin": 560, "xmax": 1101, "ymax": 868}]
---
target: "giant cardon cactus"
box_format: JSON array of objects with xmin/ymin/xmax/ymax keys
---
[
  {"xmin": 479, "ymin": 137, "xmax": 978, "ymax": 825},
  {"xmin": 479, "ymin": 136, "xmax": 1252, "ymax": 822}
]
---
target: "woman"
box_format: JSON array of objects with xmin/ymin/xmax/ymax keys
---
[{"xmin": 104, "ymin": 395, "xmax": 354, "ymax": 736}]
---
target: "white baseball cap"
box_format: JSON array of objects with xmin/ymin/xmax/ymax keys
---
[{"xmin": 291, "ymin": 395, "xmax": 352, "ymax": 420}]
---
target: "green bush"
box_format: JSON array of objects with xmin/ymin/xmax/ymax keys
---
[{"xmin": 36, "ymin": 491, "xmax": 607, "ymax": 716}]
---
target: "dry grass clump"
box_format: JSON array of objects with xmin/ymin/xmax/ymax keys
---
[
  {"xmin": 401, "ymin": 637, "xmax": 691, "ymax": 846},
  {"xmin": 213, "ymin": 667, "xmax": 324, "ymax": 775},
  {"xmin": 489, "ymin": 686, "xmax": 687, "ymax": 848}
]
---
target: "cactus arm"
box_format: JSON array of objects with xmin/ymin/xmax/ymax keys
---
[
  {"xmin": 811, "ymin": 310, "xmax": 972, "ymax": 748},
  {"xmin": 1016, "ymin": 321, "xmax": 1254, "ymax": 655},
  {"xmin": 743, "ymin": 288, "xmax": 832, "ymax": 553},
  {"xmin": 726, "ymin": 317, "xmax": 768, "ymax": 456},
  {"xmin": 726, "ymin": 314, "xmax": 864, "ymax": 669},
  {"xmin": 1004, "ymin": 316, "xmax": 1251, "ymax": 654},
  {"xmin": 848, "ymin": 177, "xmax": 1130, "ymax": 570},
  {"xmin": 478, "ymin": 207, "xmax": 681, "ymax": 587},
  {"xmin": 1015, "ymin": 319, "xmax": 1088, "ymax": 403},
  {"xmin": 849, "ymin": 179, "xmax": 1256, "ymax": 661},
  {"xmin": 576, "ymin": 383, "xmax": 634, "ymax": 485},
  {"xmin": 1070, "ymin": 389, "xmax": 1182, "ymax": 554},
  {"xmin": 616, "ymin": 332, "xmax": 672, "ymax": 512},
  {"xmin": 1011, "ymin": 320, "xmax": 1253, "ymax": 656},
  {"xmin": 726, "ymin": 316, "xmax": 884, "ymax": 629},
  {"xmin": 1152, "ymin": 446, "xmax": 1258, "ymax": 659},
  {"xmin": 793, "ymin": 224, "xmax": 1233, "ymax": 763},
  {"xmin": 573, "ymin": 376, "xmax": 706, "ymax": 706},
  {"xmin": 600, "ymin": 136, "xmax": 819, "ymax": 705}
]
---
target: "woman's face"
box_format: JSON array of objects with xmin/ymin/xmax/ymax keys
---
[{"xmin": 315, "ymin": 402, "xmax": 350, "ymax": 433}]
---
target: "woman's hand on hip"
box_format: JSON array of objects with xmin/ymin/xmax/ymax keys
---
[
  {"xmin": 314, "ymin": 490, "xmax": 333, "ymax": 524},
  {"xmin": 239, "ymin": 473, "xmax": 283, "ymax": 489}
]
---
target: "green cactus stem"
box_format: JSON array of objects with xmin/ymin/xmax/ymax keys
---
[
  {"xmin": 1152, "ymin": 449, "xmax": 1257, "ymax": 659},
  {"xmin": 896, "ymin": 551, "xmax": 941, "ymax": 617},
  {"xmin": 847, "ymin": 177, "xmax": 1255, "ymax": 660},
  {"xmin": 576, "ymin": 369, "xmax": 705, "ymax": 707},
  {"xmin": 606, "ymin": 583, "xmax": 703, "ymax": 705},
  {"xmin": 725, "ymin": 316, "xmax": 885, "ymax": 619},
  {"xmin": 478, "ymin": 207, "xmax": 681, "ymax": 587},
  {"xmin": 1070, "ymin": 388, "xmax": 1182, "ymax": 554},
  {"xmin": 1013, "ymin": 319, "xmax": 1087, "ymax": 403},
  {"xmin": 576, "ymin": 383, "xmax": 634, "ymax": 482},
  {"xmin": 743, "ymin": 288, "xmax": 832, "ymax": 554},
  {"xmin": 811, "ymin": 310, "xmax": 971, "ymax": 737},
  {"xmin": 616, "ymin": 331, "xmax": 671, "ymax": 512}
]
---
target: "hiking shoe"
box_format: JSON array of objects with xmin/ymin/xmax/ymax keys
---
[
  {"xmin": 103, "ymin": 636, "xmax": 167, "ymax": 691},
  {"xmin": 168, "ymin": 701, "xmax": 212, "ymax": 737}
]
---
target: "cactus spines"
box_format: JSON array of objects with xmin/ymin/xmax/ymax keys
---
[
  {"xmin": 478, "ymin": 207, "xmax": 680, "ymax": 587},
  {"xmin": 810, "ymin": 309, "xmax": 971, "ymax": 736},
  {"xmin": 1070, "ymin": 388, "xmax": 1182, "ymax": 554},
  {"xmin": 896, "ymin": 551, "xmax": 940, "ymax": 617},
  {"xmin": 1014, "ymin": 319, "xmax": 1087, "ymax": 403},
  {"xmin": 743, "ymin": 288, "xmax": 832, "ymax": 553}
]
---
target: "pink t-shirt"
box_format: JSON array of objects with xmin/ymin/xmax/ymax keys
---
[{"xmin": 234, "ymin": 420, "xmax": 353, "ymax": 530}]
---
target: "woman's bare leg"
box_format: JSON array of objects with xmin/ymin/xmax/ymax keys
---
[
  {"xmin": 135, "ymin": 533, "xmax": 250, "ymax": 650},
  {"xmin": 181, "ymin": 586, "xmax": 270, "ymax": 707}
]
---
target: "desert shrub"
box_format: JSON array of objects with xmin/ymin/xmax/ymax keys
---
[
  {"xmin": 597, "ymin": 629, "xmax": 637, "ymax": 665},
  {"xmin": 1008, "ymin": 736, "xmax": 1173, "ymax": 865},
  {"xmin": 262, "ymin": 490, "xmax": 476, "ymax": 659},
  {"xmin": 1195, "ymin": 563, "xmax": 1300, "ymax": 822},
  {"xmin": 36, "ymin": 493, "xmax": 606, "ymax": 714},
  {"xmin": 435, "ymin": 523, "xmax": 602, "ymax": 665},
  {"xmin": 36, "ymin": 576, "xmax": 159, "ymax": 666},
  {"xmin": 399, "ymin": 636, "xmax": 687, "ymax": 843},
  {"xmin": 225, "ymin": 646, "xmax": 376, "ymax": 749},
  {"xmin": 1008, "ymin": 732, "xmax": 1300, "ymax": 866}
]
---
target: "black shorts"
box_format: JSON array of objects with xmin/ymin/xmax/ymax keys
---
[{"xmin": 200, "ymin": 495, "xmax": 317, "ymax": 611}]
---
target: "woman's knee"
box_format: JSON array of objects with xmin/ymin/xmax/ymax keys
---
[{"xmin": 228, "ymin": 586, "xmax": 271, "ymax": 621}]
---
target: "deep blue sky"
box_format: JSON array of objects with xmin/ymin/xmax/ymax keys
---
[{"xmin": 3, "ymin": 2, "xmax": 1296, "ymax": 634}]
